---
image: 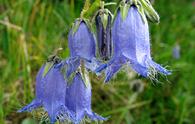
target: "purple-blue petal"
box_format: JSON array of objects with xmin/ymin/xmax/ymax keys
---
[
  {"xmin": 18, "ymin": 64, "xmax": 68, "ymax": 123},
  {"xmin": 18, "ymin": 65, "xmax": 45, "ymax": 112},
  {"xmin": 41, "ymin": 65, "xmax": 67, "ymax": 123},
  {"xmin": 101, "ymin": 6, "xmax": 170, "ymax": 81},
  {"xmin": 68, "ymin": 21, "xmax": 96, "ymax": 61},
  {"xmin": 104, "ymin": 56, "xmax": 127, "ymax": 82},
  {"xmin": 64, "ymin": 57, "xmax": 81, "ymax": 78},
  {"xmin": 65, "ymin": 72, "xmax": 106, "ymax": 123}
]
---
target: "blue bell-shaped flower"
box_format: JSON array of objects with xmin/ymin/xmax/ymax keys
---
[
  {"xmin": 68, "ymin": 19, "xmax": 101, "ymax": 73},
  {"xmin": 18, "ymin": 63, "xmax": 68, "ymax": 123},
  {"xmin": 65, "ymin": 71, "xmax": 106, "ymax": 124},
  {"xmin": 96, "ymin": 6, "xmax": 171, "ymax": 82},
  {"xmin": 68, "ymin": 20, "xmax": 96, "ymax": 61}
]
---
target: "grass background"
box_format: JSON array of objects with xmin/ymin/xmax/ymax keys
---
[{"xmin": 0, "ymin": 0, "xmax": 195, "ymax": 123}]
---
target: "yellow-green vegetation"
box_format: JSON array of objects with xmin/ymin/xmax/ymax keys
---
[{"xmin": 0, "ymin": 0, "xmax": 195, "ymax": 123}]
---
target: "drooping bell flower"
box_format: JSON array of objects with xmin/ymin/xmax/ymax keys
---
[
  {"xmin": 18, "ymin": 62, "xmax": 68, "ymax": 123},
  {"xmin": 95, "ymin": 9, "xmax": 113, "ymax": 61},
  {"xmin": 65, "ymin": 71, "xmax": 106, "ymax": 123},
  {"xmin": 96, "ymin": 5, "xmax": 171, "ymax": 82},
  {"xmin": 68, "ymin": 19, "xmax": 101, "ymax": 73},
  {"xmin": 68, "ymin": 20, "xmax": 96, "ymax": 61}
]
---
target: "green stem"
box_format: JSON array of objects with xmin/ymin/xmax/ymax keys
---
[
  {"xmin": 104, "ymin": 2, "xmax": 117, "ymax": 6},
  {"xmin": 80, "ymin": 0, "xmax": 91, "ymax": 18},
  {"xmin": 81, "ymin": 0, "xmax": 101, "ymax": 18},
  {"xmin": 100, "ymin": 1, "xmax": 104, "ymax": 9}
]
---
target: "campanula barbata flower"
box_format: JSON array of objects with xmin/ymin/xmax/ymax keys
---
[
  {"xmin": 96, "ymin": 6, "xmax": 170, "ymax": 82},
  {"xmin": 68, "ymin": 19, "xmax": 101, "ymax": 72},
  {"xmin": 65, "ymin": 71, "xmax": 105, "ymax": 123},
  {"xmin": 18, "ymin": 63, "xmax": 67, "ymax": 123}
]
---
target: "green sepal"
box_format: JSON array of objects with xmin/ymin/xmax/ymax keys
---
[
  {"xmin": 135, "ymin": 1, "xmax": 148, "ymax": 24},
  {"xmin": 42, "ymin": 61, "xmax": 54, "ymax": 78},
  {"xmin": 80, "ymin": 68, "xmax": 90, "ymax": 88},
  {"xmin": 93, "ymin": 9, "xmax": 113, "ymax": 30},
  {"xmin": 119, "ymin": 2, "xmax": 130, "ymax": 21},
  {"xmin": 71, "ymin": 18, "xmax": 95, "ymax": 35},
  {"xmin": 61, "ymin": 65, "xmax": 77, "ymax": 86},
  {"xmin": 72, "ymin": 18, "xmax": 82, "ymax": 35},
  {"xmin": 79, "ymin": 61, "xmax": 90, "ymax": 88},
  {"xmin": 83, "ymin": 18, "xmax": 95, "ymax": 34},
  {"xmin": 100, "ymin": 12, "xmax": 108, "ymax": 30},
  {"xmin": 139, "ymin": 0, "xmax": 160, "ymax": 23},
  {"xmin": 42, "ymin": 55, "xmax": 61, "ymax": 78},
  {"xmin": 101, "ymin": 9, "xmax": 113, "ymax": 30},
  {"xmin": 67, "ymin": 71, "xmax": 77, "ymax": 85}
]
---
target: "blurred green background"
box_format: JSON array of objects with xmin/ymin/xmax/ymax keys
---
[{"xmin": 0, "ymin": 0, "xmax": 195, "ymax": 124}]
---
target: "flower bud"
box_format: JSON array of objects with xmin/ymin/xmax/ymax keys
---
[{"xmin": 95, "ymin": 9, "xmax": 113, "ymax": 61}]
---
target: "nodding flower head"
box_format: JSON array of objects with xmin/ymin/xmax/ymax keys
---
[
  {"xmin": 95, "ymin": 9, "xmax": 113, "ymax": 61},
  {"xmin": 96, "ymin": 6, "xmax": 171, "ymax": 82},
  {"xmin": 68, "ymin": 20, "xmax": 96, "ymax": 61},
  {"xmin": 65, "ymin": 72, "xmax": 106, "ymax": 123},
  {"xmin": 18, "ymin": 63, "xmax": 67, "ymax": 123},
  {"xmin": 68, "ymin": 19, "xmax": 102, "ymax": 73}
]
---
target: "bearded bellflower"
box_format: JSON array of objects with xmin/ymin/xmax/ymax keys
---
[
  {"xmin": 65, "ymin": 70, "xmax": 105, "ymax": 123},
  {"xmin": 96, "ymin": 3, "xmax": 170, "ymax": 82},
  {"xmin": 18, "ymin": 61, "xmax": 68, "ymax": 123},
  {"xmin": 95, "ymin": 8, "xmax": 113, "ymax": 61},
  {"xmin": 68, "ymin": 19, "xmax": 101, "ymax": 73}
]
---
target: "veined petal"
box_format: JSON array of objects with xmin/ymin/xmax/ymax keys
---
[
  {"xmin": 19, "ymin": 63, "xmax": 68, "ymax": 123},
  {"xmin": 104, "ymin": 56, "xmax": 127, "ymax": 82},
  {"xmin": 68, "ymin": 20, "xmax": 96, "ymax": 61},
  {"xmin": 65, "ymin": 72, "xmax": 106, "ymax": 123},
  {"xmin": 41, "ymin": 65, "xmax": 67, "ymax": 123},
  {"xmin": 17, "ymin": 100, "xmax": 42, "ymax": 112},
  {"xmin": 18, "ymin": 65, "xmax": 45, "ymax": 112}
]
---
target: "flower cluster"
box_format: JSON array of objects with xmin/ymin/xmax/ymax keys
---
[{"xmin": 18, "ymin": 0, "xmax": 171, "ymax": 123}]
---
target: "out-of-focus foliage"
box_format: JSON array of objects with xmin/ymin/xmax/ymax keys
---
[{"xmin": 0, "ymin": 0, "xmax": 195, "ymax": 124}]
